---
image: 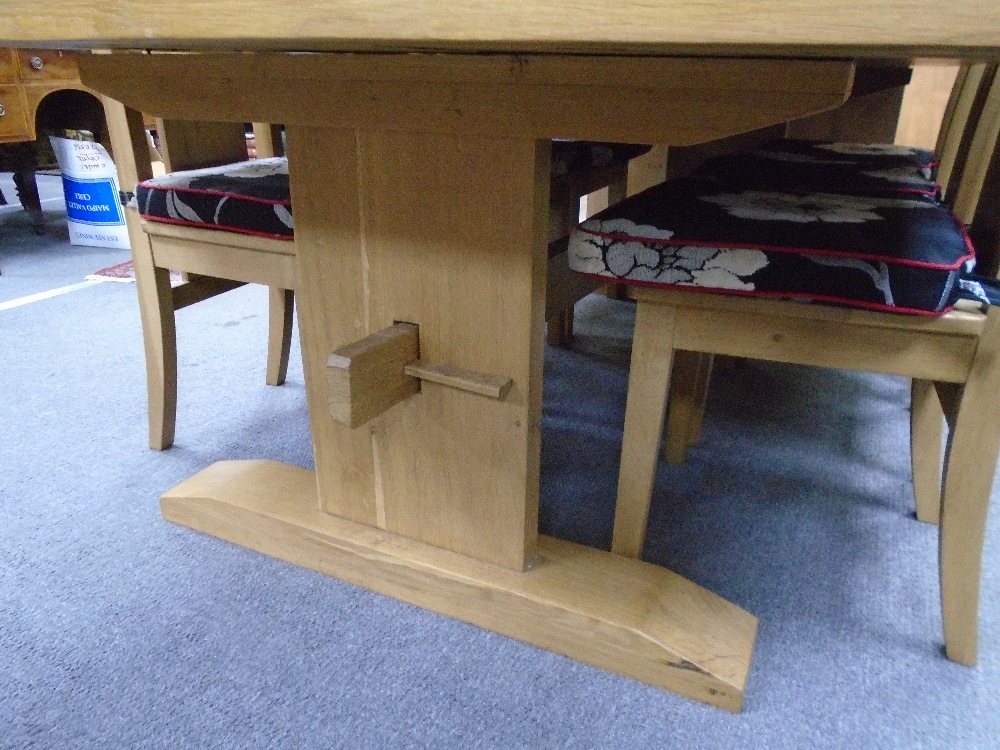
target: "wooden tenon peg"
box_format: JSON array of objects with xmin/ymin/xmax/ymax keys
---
[{"xmin": 327, "ymin": 323, "xmax": 513, "ymax": 428}]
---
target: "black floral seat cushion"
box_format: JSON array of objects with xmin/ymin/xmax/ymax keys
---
[
  {"xmin": 694, "ymin": 151, "xmax": 939, "ymax": 199},
  {"xmin": 747, "ymin": 138, "xmax": 937, "ymax": 174},
  {"xmin": 136, "ymin": 157, "xmax": 293, "ymax": 240},
  {"xmin": 568, "ymin": 177, "xmax": 975, "ymax": 315}
]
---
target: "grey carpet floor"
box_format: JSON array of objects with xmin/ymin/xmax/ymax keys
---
[{"xmin": 2, "ymin": 180, "xmax": 999, "ymax": 749}]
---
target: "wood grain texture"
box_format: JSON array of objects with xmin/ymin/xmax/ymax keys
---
[
  {"xmin": 672, "ymin": 306, "xmax": 979, "ymax": 383},
  {"xmin": 3, "ymin": 1, "xmax": 1000, "ymax": 56},
  {"xmin": 896, "ymin": 62, "xmax": 962, "ymax": 150},
  {"xmin": 0, "ymin": 85, "xmax": 30, "ymax": 140},
  {"xmin": 102, "ymin": 96, "xmax": 177, "ymax": 450},
  {"xmin": 402, "ymin": 362, "xmax": 514, "ymax": 400},
  {"xmin": 0, "ymin": 48, "xmax": 91, "ymax": 144},
  {"xmin": 155, "ymin": 118, "xmax": 248, "ymax": 172},
  {"xmin": 354, "ymin": 129, "xmax": 547, "ymax": 570},
  {"xmin": 615, "ymin": 272, "xmax": 999, "ymax": 662},
  {"xmin": 327, "ymin": 324, "xmax": 421, "ymax": 429},
  {"xmin": 939, "ymin": 308, "xmax": 1000, "ymax": 664},
  {"xmin": 77, "ymin": 53, "xmax": 854, "ymax": 147},
  {"xmin": 149, "ymin": 236, "xmax": 296, "ymax": 289},
  {"xmin": 0, "ymin": 49, "xmax": 16, "ymax": 83},
  {"xmin": 160, "ymin": 459, "xmax": 758, "ymax": 712},
  {"xmin": 910, "ymin": 378, "xmax": 944, "ymax": 525},
  {"xmin": 612, "ymin": 303, "xmax": 676, "ymax": 558},
  {"xmin": 105, "ymin": 98, "xmax": 298, "ymax": 450},
  {"xmin": 285, "ymin": 124, "xmax": 547, "ymax": 571},
  {"xmin": 283, "ymin": 125, "xmax": 376, "ymax": 526}
]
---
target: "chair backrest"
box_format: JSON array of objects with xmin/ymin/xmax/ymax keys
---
[
  {"xmin": 154, "ymin": 118, "xmax": 248, "ymax": 172},
  {"xmin": 937, "ymin": 64, "xmax": 979, "ymax": 199},
  {"xmin": 939, "ymin": 63, "xmax": 999, "ymax": 210},
  {"xmin": 959, "ymin": 69, "xmax": 1000, "ymax": 278}
]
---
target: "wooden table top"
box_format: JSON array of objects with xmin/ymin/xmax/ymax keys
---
[{"xmin": 2, "ymin": 0, "xmax": 999, "ymax": 57}]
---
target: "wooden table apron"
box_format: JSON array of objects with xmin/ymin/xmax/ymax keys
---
[{"xmin": 80, "ymin": 51, "xmax": 855, "ymax": 711}]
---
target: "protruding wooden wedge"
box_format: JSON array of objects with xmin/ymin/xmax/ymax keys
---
[
  {"xmin": 327, "ymin": 323, "xmax": 421, "ymax": 428},
  {"xmin": 328, "ymin": 323, "xmax": 514, "ymax": 428}
]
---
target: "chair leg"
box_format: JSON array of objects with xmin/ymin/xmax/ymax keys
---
[
  {"xmin": 135, "ymin": 260, "xmax": 178, "ymax": 451},
  {"xmin": 612, "ymin": 301, "xmax": 677, "ymax": 558},
  {"xmin": 687, "ymin": 352, "xmax": 715, "ymax": 447},
  {"xmin": 911, "ymin": 378, "xmax": 944, "ymax": 524},
  {"xmin": 266, "ymin": 287, "xmax": 295, "ymax": 386},
  {"xmin": 102, "ymin": 97, "xmax": 177, "ymax": 450},
  {"xmin": 664, "ymin": 350, "xmax": 702, "ymax": 464},
  {"xmin": 939, "ymin": 310, "xmax": 1000, "ymax": 665},
  {"xmin": 547, "ymin": 310, "xmax": 573, "ymax": 346},
  {"xmin": 607, "ymin": 173, "xmax": 628, "ymax": 205}
]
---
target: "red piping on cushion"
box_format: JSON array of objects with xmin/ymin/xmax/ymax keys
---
[
  {"xmin": 572, "ymin": 271, "xmax": 955, "ymax": 316},
  {"xmin": 575, "ymin": 216, "xmax": 975, "ymax": 272},
  {"xmin": 139, "ymin": 214, "xmax": 294, "ymax": 240},
  {"xmin": 137, "ymin": 183, "xmax": 291, "ymax": 207}
]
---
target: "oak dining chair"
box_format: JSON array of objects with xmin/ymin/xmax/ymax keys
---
[
  {"xmin": 567, "ymin": 68, "xmax": 1000, "ymax": 667},
  {"xmin": 662, "ymin": 63, "xmax": 999, "ymax": 531},
  {"xmin": 104, "ymin": 97, "xmax": 296, "ymax": 450}
]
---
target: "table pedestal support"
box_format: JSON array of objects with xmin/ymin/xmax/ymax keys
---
[{"xmin": 162, "ymin": 459, "xmax": 758, "ymax": 712}]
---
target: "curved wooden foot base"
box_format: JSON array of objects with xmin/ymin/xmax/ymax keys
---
[{"xmin": 161, "ymin": 459, "xmax": 758, "ymax": 711}]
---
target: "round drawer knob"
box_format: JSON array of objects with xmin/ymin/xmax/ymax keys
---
[
  {"xmin": 29, "ymin": 56, "xmax": 44, "ymax": 71},
  {"xmin": 0, "ymin": 103, "xmax": 6, "ymax": 117}
]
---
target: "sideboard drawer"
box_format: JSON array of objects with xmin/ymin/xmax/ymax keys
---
[
  {"xmin": 0, "ymin": 85, "xmax": 30, "ymax": 141},
  {"xmin": 0, "ymin": 49, "xmax": 17, "ymax": 84},
  {"xmin": 17, "ymin": 49, "xmax": 79, "ymax": 82}
]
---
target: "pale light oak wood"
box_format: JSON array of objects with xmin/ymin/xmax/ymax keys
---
[
  {"xmin": 103, "ymin": 98, "xmax": 296, "ymax": 449},
  {"xmin": 403, "ymin": 362, "xmax": 514, "ymax": 400},
  {"xmin": 103, "ymin": 96, "xmax": 177, "ymax": 449},
  {"xmin": 896, "ymin": 62, "xmax": 963, "ymax": 151},
  {"xmin": 142, "ymin": 219, "xmax": 296, "ymax": 255},
  {"xmin": 327, "ymin": 323, "xmax": 421, "ymax": 429},
  {"xmin": 616, "ymin": 285, "xmax": 996, "ymax": 661},
  {"xmin": 147, "ymin": 232, "xmax": 296, "ymax": 290},
  {"xmin": 910, "ymin": 378, "xmax": 944, "ymax": 525},
  {"xmin": 612, "ymin": 303, "xmax": 677, "ymax": 558},
  {"xmin": 663, "ymin": 350, "xmax": 703, "ymax": 465},
  {"xmin": 939, "ymin": 307, "xmax": 1000, "ymax": 664},
  {"xmin": 286, "ymin": 124, "xmax": 547, "ymax": 571},
  {"xmin": 266, "ymin": 286, "xmax": 295, "ymax": 387},
  {"xmin": 42, "ymin": 16, "xmax": 963, "ymax": 708},
  {"xmin": 613, "ymin": 76, "xmax": 1000, "ymax": 661},
  {"xmin": 78, "ymin": 53, "xmax": 854, "ymax": 148},
  {"xmin": 4, "ymin": 1, "xmax": 1000, "ymax": 57},
  {"xmin": 161, "ymin": 459, "xmax": 758, "ymax": 712}
]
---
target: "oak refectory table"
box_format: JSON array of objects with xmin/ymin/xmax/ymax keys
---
[{"xmin": 5, "ymin": 0, "xmax": 999, "ymax": 711}]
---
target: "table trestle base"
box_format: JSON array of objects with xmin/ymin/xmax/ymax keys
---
[{"xmin": 161, "ymin": 459, "xmax": 758, "ymax": 711}]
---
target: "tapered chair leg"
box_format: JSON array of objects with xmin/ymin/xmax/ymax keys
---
[
  {"xmin": 266, "ymin": 287, "xmax": 295, "ymax": 386},
  {"xmin": 911, "ymin": 378, "xmax": 944, "ymax": 524},
  {"xmin": 939, "ymin": 310, "xmax": 1000, "ymax": 665},
  {"xmin": 664, "ymin": 350, "xmax": 702, "ymax": 464},
  {"xmin": 687, "ymin": 353, "xmax": 715, "ymax": 447},
  {"xmin": 134, "ymin": 257, "xmax": 178, "ymax": 451},
  {"xmin": 612, "ymin": 301, "xmax": 677, "ymax": 558},
  {"xmin": 547, "ymin": 310, "xmax": 573, "ymax": 346}
]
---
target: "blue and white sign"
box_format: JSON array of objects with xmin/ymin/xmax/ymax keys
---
[
  {"xmin": 61, "ymin": 175, "xmax": 125, "ymax": 226},
  {"xmin": 50, "ymin": 136, "xmax": 131, "ymax": 249}
]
